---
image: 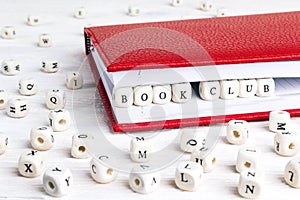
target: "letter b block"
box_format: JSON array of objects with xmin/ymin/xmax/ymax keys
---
[
  {"xmin": 113, "ymin": 87, "xmax": 133, "ymax": 107},
  {"xmin": 256, "ymin": 78, "xmax": 275, "ymax": 97}
]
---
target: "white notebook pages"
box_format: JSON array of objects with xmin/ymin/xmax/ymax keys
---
[{"xmin": 91, "ymin": 48, "xmax": 300, "ymax": 124}]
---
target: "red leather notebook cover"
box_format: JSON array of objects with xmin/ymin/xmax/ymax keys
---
[
  {"xmin": 84, "ymin": 11, "xmax": 300, "ymax": 132},
  {"xmin": 85, "ymin": 11, "xmax": 300, "ymax": 72}
]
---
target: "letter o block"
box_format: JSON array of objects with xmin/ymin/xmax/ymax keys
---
[
  {"xmin": 153, "ymin": 85, "xmax": 171, "ymax": 105},
  {"xmin": 133, "ymin": 85, "xmax": 153, "ymax": 106}
]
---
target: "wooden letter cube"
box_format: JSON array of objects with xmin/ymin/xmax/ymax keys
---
[
  {"xmin": 199, "ymin": 81, "xmax": 220, "ymax": 101},
  {"xmin": 18, "ymin": 149, "xmax": 44, "ymax": 178},
  {"xmin": 129, "ymin": 165, "xmax": 161, "ymax": 194},
  {"xmin": 171, "ymin": 0, "xmax": 183, "ymax": 6},
  {"xmin": 238, "ymin": 79, "xmax": 257, "ymax": 98},
  {"xmin": 175, "ymin": 161, "xmax": 203, "ymax": 191},
  {"xmin": 274, "ymin": 132, "xmax": 300, "ymax": 157},
  {"xmin": 0, "ymin": 132, "xmax": 8, "ymax": 155},
  {"xmin": 90, "ymin": 155, "xmax": 118, "ymax": 184},
  {"xmin": 128, "ymin": 6, "xmax": 140, "ymax": 16},
  {"xmin": 226, "ymin": 120, "xmax": 249, "ymax": 145},
  {"xmin": 180, "ymin": 128, "xmax": 206, "ymax": 153},
  {"xmin": 191, "ymin": 148, "xmax": 216, "ymax": 173},
  {"xmin": 74, "ymin": 7, "xmax": 87, "ymax": 19},
  {"xmin": 49, "ymin": 109, "xmax": 71, "ymax": 132},
  {"xmin": 216, "ymin": 8, "xmax": 227, "ymax": 17},
  {"xmin": 39, "ymin": 34, "xmax": 52, "ymax": 47},
  {"xmin": 1, "ymin": 26, "xmax": 16, "ymax": 39},
  {"xmin": 6, "ymin": 98, "xmax": 29, "ymax": 118},
  {"xmin": 27, "ymin": 15, "xmax": 40, "ymax": 26},
  {"xmin": 200, "ymin": 1, "xmax": 212, "ymax": 11},
  {"xmin": 133, "ymin": 85, "xmax": 153, "ymax": 106},
  {"xmin": 236, "ymin": 146, "xmax": 261, "ymax": 173},
  {"xmin": 19, "ymin": 77, "xmax": 38, "ymax": 96},
  {"xmin": 256, "ymin": 78, "xmax": 275, "ymax": 97},
  {"xmin": 66, "ymin": 72, "xmax": 83, "ymax": 90},
  {"xmin": 269, "ymin": 110, "xmax": 290, "ymax": 133},
  {"xmin": 130, "ymin": 137, "xmax": 152, "ymax": 163},
  {"xmin": 43, "ymin": 165, "xmax": 73, "ymax": 197},
  {"xmin": 0, "ymin": 90, "xmax": 8, "ymax": 110},
  {"xmin": 153, "ymin": 85, "xmax": 171, "ymax": 105},
  {"xmin": 46, "ymin": 89, "xmax": 65, "ymax": 110},
  {"xmin": 1, "ymin": 59, "xmax": 20, "ymax": 76},
  {"xmin": 285, "ymin": 158, "xmax": 300, "ymax": 188},
  {"xmin": 113, "ymin": 87, "xmax": 133, "ymax": 107},
  {"xmin": 30, "ymin": 126, "xmax": 54, "ymax": 151},
  {"xmin": 42, "ymin": 60, "xmax": 59, "ymax": 73},
  {"xmin": 220, "ymin": 79, "xmax": 239, "ymax": 100},
  {"xmin": 238, "ymin": 170, "xmax": 264, "ymax": 199},
  {"xmin": 71, "ymin": 134, "xmax": 90, "ymax": 159},
  {"xmin": 171, "ymin": 82, "xmax": 192, "ymax": 103}
]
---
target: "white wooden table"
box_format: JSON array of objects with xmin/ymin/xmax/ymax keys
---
[{"xmin": 1, "ymin": 0, "xmax": 300, "ymax": 199}]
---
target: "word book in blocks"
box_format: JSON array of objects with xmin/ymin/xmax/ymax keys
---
[{"xmin": 84, "ymin": 11, "xmax": 300, "ymax": 132}]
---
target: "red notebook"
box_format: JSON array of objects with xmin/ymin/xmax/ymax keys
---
[{"xmin": 84, "ymin": 11, "xmax": 300, "ymax": 132}]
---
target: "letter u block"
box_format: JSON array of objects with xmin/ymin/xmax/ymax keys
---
[{"xmin": 239, "ymin": 79, "xmax": 257, "ymax": 98}]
